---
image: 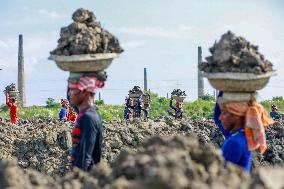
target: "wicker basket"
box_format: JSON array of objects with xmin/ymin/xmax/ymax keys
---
[
  {"xmin": 202, "ymin": 71, "xmax": 276, "ymax": 92},
  {"xmin": 129, "ymin": 93, "xmax": 141, "ymax": 98},
  {"xmin": 4, "ymin": 90, "xmax": 19, "ymax": 97},
  {"xmin": 48, "ymin": 53, "xmax": 118, "ymax": 72},
  {"xmin": 172, "ymin": 95, "xmax": 186, "ymax": 102},
  {"xmin": 218, "ymin": 92, "xmax": 258, "ymax": 104}
]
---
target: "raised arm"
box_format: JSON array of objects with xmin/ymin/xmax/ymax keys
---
[
  {"xmin": 170, "ymin": 98, "xmax": 177, "ymax": 111},
  {"xmin": 213, "ymin": 91, "xmax": 231, "ymax": 139},
  {"xmin": 5, "ymin": 93, "xmax": 12, "ymax": 107}
]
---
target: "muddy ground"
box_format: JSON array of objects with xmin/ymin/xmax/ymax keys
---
[{"xmin": 0, "ymin": 117, "xmax": 284, "ymax": 189}]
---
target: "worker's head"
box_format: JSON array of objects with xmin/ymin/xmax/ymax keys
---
[
  {"xmin": 128, "ymin": 98, "xmax": 134, "ymax": 106},
  {"xmin": 219, "ymin": 109, "xmax": 245, "ymax": 134},
  {"xmin": 61, "ymin": 99, "xmax": 69, "ymax": 108},
  {"xmin": 271, "ymin": 105, "xmax": 278, "ymax": 112},
  {"xmin": 143, "ymin": 102, "xmax": 150, "ymax": 109},
  {"xmin": 68, "ymin": 76, "xmax": 104, "ymax": 107},
  {"xmin": 176, "ymin": 101, "xmax": 183, "ymax": 109},
  {"xmin": 10, "ymin": 97, "xmax": 16, "ymax": 104},
  {"xmin": 132, "ymin": 98, "xmax": 139, "ymax": 106},
  {"xmin": 220, "ymin": 101, "xmax": 261, "ymax": 134},
  {"xmin": 68, "ymin": 89, "xmax": 94, "ymax": 107}
]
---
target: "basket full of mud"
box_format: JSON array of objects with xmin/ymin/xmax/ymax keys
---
[
  {"xmin": 49, "ymin": 53, "xmax": 118, "ymax": 72},
  {"xmin": 49, "ymin": 8, "xmax": 123, "ymax": 72},
  {"xmin": 200, "ymin": 31, "xmax": 276, "ymax": 92},
  {"xmin": 4, "ymin": 83, "xmax": 19, "ymax": 97},
  {"xmin": 171, "ymin": 89, "xmax": 186, "ymax": 102},
  {"xmin": 203, "ymin": 71, "xmax": 276, "ymax": 92}
]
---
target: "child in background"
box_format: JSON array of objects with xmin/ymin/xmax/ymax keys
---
[
  {"xmin": 67, "ymin": 106, "xmax": 77, "ymax": 121},
  {"xmin": 59, "ymin": 99, "xmax": 69, "ymax": 121}
]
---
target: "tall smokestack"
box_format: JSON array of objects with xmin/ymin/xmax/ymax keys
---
[
  {"xmin": 144, "ymin": 67, "xmax": 148, "ymax": 91},
  {"xmin": 18, "ymin": 34, "xmax": 26, "ymax": 107},
  {"xmin": 198, "ymin": 46, "xmax": 204, "ymax": 97}
]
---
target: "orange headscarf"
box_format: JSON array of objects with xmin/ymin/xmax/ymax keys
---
[{"xmin": 221, "ymin": 101, "xmax": 274, "ymax": 154}]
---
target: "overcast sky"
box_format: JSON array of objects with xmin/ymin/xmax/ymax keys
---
[{"xmin": 1, "ymin": 0, "xmax": 284, "ymax": 106}]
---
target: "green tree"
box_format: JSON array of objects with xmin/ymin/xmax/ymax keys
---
[
  {"xmin": 272, "ymin": 96, "xmax": 284, "ymax": 101},
  {"xmin": 46, "ymin": 98, "xmax": 58, "ymax": 108},
  {"xmin": 199, "ymin": 93, "xmax": 215, "ymax": 101},
  {"xmin": 95, "ymin": 100, "xmax": 105, "ymax": 105}
]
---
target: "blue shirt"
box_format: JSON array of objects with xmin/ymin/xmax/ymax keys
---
[
  {"xmin": 270, "ymin": 112, "xmax": 281, "ymax": 120},
  {"xmin": 222, "ymin": 130, "xmax": 252, "ymax": 173},
  {"xmin": 59, "ymin": 108, "xmax": 67, "ymax": 121},
  {"xmin": 214, "ymin": 98, "xmax": 252, "ymax": 173}
]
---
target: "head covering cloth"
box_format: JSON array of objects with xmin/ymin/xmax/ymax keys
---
[
  {"xmin": 220, "ymin": 101, "xmax": 274, "ymax": 154},
  {"xmin": 68, "ymin": 76, "xmax": 105, "ymax": 94}
]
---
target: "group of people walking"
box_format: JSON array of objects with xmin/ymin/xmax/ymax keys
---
[
  {"xmin": 123, "ymin": 88, "xmax": 185, "ymax": 122},
  {"xmin": 59, "ymin": 99, "xmax": 77, "ymax": 122},
  {"xmin": 2, "ymin": 84, "xmax": 283, "ymax": 174},
  {"xmin": 123, "ymin": 97, "xmax": 150, "ymax": 122}
]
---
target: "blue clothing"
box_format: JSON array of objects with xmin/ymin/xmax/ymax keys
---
[
  {"xmin": 270, "ymin": 112, "xmax": 281, "ymax": 120},
  {"xmin": 124, "ymin": 107, "xmax": 131, "ymax": 120},
  {"xmin": 169, "ymin": 99, "xmax": 183, "ymax": 119},
  {"xmin": 59, "ymin": 108, "xmax": 67, "ymax": 121},
  {"xmin": 214, "ymin": 91, "xmax": 252, "ymax": 173},
  {"xmin": 222, "ymin": 130, "xmax": 252, "ymax": 173},
  {"xmin": 133, "ymin": 99, "xmax": 142, "ymax": 118}
]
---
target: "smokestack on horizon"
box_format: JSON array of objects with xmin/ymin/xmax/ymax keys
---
[
  {"xmin": 198, "ymin": 46, "xmax": 204, "ymax": 98},
  {"xmin": 18, "ymin": 34, "xmax": 26, "ymax": 107}
]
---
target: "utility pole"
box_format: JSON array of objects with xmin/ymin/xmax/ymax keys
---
[
  {"xmin": 144, "ymin": 67, "xmax": 148, "ymax": 91},
  {"xmin": 198, "ymin": 46, "xmax": 204, "ymax": 98},
  {"xmin": 99, "ymin": 92, "xmax": 101, "ymax": 101},
  {"xmin": 18, "ymin": 34, "xmax": 26, "ymax": 107}
]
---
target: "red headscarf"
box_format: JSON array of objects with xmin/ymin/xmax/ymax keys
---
[{"xmin": 68, "ymin": 76, "xmax": 105, "ymax": 93}]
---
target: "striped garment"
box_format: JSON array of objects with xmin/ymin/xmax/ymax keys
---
[
  {"xmin": 69, "ymin": 110, "xmax": 86, "ymax": 162},
  {"xmin": 68, "ymin": 76, "xmax": 104, "ymax": 93}
]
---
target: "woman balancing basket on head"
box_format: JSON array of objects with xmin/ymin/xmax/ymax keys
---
[
  {"xmin": 48, "ymin": 8, "xmax": 123, "ymax": 171},
  {"xmin": 127, "ymin": 86, "xmax": 143, "ymax": 120},
  {"xmin": 141, "ymin": 93, "xmax": 151, "ymax": 121},
  {"xmin": 168, "ymin": 89, "xmax": 186, "ymax": 119},
  {"xmin": 200, "ymin": 31, "xmax": 276, "ymax": 173},
  {"xmin": 4, "ymin": 83, "xmax": 19, "ymax": 125}
]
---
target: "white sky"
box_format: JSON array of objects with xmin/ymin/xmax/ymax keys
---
[{"xmin": 0, "ymin": 0, "xmax": 284, "ymax": 105}]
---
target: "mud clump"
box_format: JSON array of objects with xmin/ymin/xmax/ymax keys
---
[
  {"xmin": 104, "ymin": 135, "xmax": 247, "ymax": 189},
  {"xmin": 3, "ymin": 135, "xmax": 284, "ymax": 189},
  {"xmin": 0, "ymin": 160, "xmax": 57, "ymax": 189},
  {"xmin": 0, "ymin": 118, "xmax": 73, "ymax": 177},
  {"xmin": 53, "ymin": 135, "xmax": 249, "ymax": 189},
  {"xmin": 1, "ymin": 119, "xmax": 284, "ymax": 188},
  {"xmin": 200, "ymin": 31, "xmax": 273, "ymax": 74},
  {"xmin": 50, "ymin": 8, "xmax": 123, "ymax": 56},
  {"xmin": 0, "ymin": 118, "xmax": 224, "ymax": 177},
  {"xmin": 102, "ymin": 119, "xmax": 224, "ymax": 162}
]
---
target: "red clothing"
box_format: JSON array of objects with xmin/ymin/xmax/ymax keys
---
[
  {"xmin": 5, "ymin": 94, "xmax": 18, "ymax": 124},
  {"xmin": 67, "ymin": 112, "xmax": 77, "ymax": 121}
]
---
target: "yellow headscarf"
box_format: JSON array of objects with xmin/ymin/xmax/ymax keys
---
[{"xmin": 221, "ymin": 101, "xmax": 274, "ymax": 154}]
